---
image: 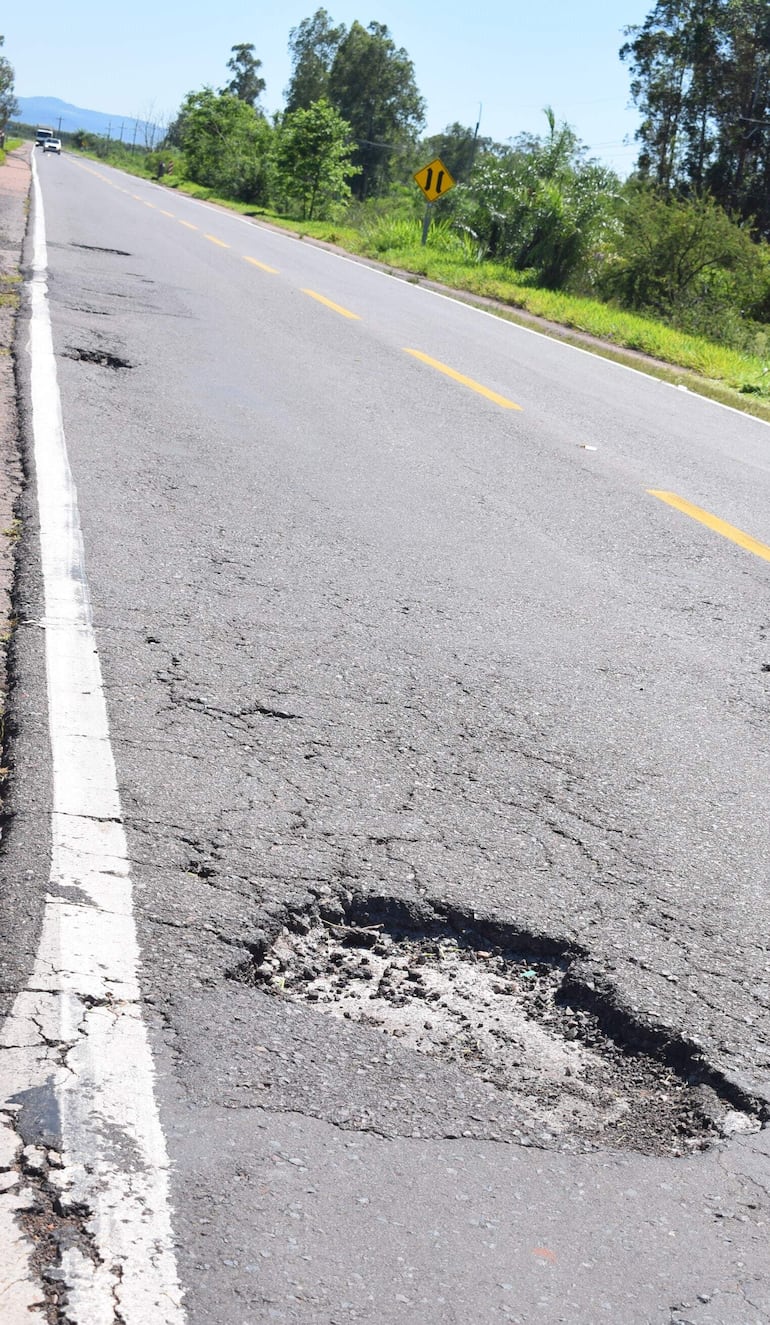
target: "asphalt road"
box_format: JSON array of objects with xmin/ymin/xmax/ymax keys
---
[{"xmin": 1, "ymin": 150, "xmax": 770, "ymax": 1323}]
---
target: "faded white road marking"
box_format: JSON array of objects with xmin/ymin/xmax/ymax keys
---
[{"xmin": 0, "ymin": 152, "xmax": 185, "ymax": 1324}]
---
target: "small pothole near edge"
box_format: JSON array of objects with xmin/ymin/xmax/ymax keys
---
[
  {"xmin": 70, "ymin": 243, "xmax": 131, "ymax": 257},
  {"xmin": 62, "ymin": 346, "xmax": 133, "ymax": 369},
  {"xmin": 230, "ymin": 893, "xmax": 763, "ymax": 1156}
]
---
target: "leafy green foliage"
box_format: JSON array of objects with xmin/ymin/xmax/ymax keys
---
[
  {"xmin": 342, "ymin": 185, "xmax": 424, "ymax": 234},
  {"xmin": 285, "ymin": 9, "xmax": 346, "ymax": 112},
  {"xmin": 223, "ymin": 43, "xmax": 266, "ymax": 108},
  {"xmin": 452, "ymin": 110, "xmax": 620, "ymax": 288},
  {"xmin": 170, "ymin": 88, "xmax": 272, "ymax": 203},
  {"xmin": 328, "ymin": 21, "xmax": 425, "ymax": 199},
  {"xmin": 270, "ymin": 99, "xmax": 357, "ymax": 219},
  {"xmin": 0, "ymin": 35, "xmax": 18, "ymax": 133},
  {"xmin": 80, "ymin": 114, "xmax": 770, "ymax": 409},
  {"xmin": 622, "ymin": 1, "xmax": 770, "ymax": 233},
  {"xmin": 419, "ymin": 122, "xmax": 490, "ymax": 185},
  {"xmin": 600, "ymin": 185, "xmax": 758, "ymax": 311},
  {"xmin": 152, "ymin": 12, "xmax": 770, "ymax": 383},
  {"xmin": 285, "ymin": 9, "xmax": 425, "ymax": 200},
  {"xmin": 598, "ymin": 185, "xmax": 769, "ymax": 342}
]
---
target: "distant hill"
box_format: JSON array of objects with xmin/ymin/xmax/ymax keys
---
[{"xmin": 13, "ymin": 97, "xmax": 157, "ymax": 144}]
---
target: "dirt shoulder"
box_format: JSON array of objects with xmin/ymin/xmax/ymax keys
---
[{"xmin": 0, "ymin": 144, "xmax": 31, "ymax": 795}]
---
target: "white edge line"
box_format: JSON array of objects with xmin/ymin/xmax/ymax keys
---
[{"xmin": 0, "ymin": 149, "xmax": 186, "ymax": 1325}]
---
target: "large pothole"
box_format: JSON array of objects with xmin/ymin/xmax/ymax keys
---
[{"xmin": 232, "ymin": 894, "xmax": 763, "ymax": 1155}]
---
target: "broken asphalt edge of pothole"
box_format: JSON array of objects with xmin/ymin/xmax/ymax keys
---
[{"xmin": 224, "ymin": 886, "xmax": 768, "ymax": 1154}]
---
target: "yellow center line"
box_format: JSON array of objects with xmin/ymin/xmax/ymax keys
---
[
  {"xmin": 204, "ymin": 234, "xmax": 229, "ymax": 248},
  {"xmin": 178, "ymin": 220, "xmax": 198, "ymax": 230},
  {"xmin": 245, "ymin": 256, "xmax": 279, "ymax": 274},
  {"xmin": 131, "ymin": 194, "xmax": 143, "ymax": 201},
  {"xmin": 302, "ymin": 289, "xmax": 360, "ymax": 320},
  {"xmin": 648, "ymin": 490, "xmax": 770, "ymax": 563},
  {"xmin": 143, "ymin": 201, "xmax": 156, "ymax": 209},
  {"xmin": 160, "ymin": 210, "xmax": 175, "ymax": 218},
  {"xmin": 403, "ymin": 348, "xmax": 522, "ymax": 411}
]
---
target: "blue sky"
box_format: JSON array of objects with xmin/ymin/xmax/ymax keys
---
[{"xmin": 7, "ymin": 2, "xmax": 654, "ymax": 173}]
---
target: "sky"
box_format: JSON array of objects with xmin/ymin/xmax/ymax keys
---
[{"xmin": 6, "ymin": 2, "xmax": 655, "ymax": 175}]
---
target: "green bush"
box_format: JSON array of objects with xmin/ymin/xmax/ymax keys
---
[
  {"xmin": 598, "ymin": 186, "xmax": 766, "ymax": 348},
  {"xmin": 451, "ymin": 111, "xmax": 620, "ymax": 289},
  {"xmin": 171, "ymin": 88, "xmax": 272, "ymax": 205}
]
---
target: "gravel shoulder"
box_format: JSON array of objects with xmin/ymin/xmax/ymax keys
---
[{"xmin": 0, "ymin": 145, "xmax": 30, "ymax": 809}]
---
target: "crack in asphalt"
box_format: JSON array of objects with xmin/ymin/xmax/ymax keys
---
[{"xmin": 91, "ymin": 625, "xmax": 770, "ymax": 1120}]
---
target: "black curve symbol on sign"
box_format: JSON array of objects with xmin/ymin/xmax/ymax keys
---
[{"xmin": 423, "ymin": 167, "xmax": 446, "ymax": 196}]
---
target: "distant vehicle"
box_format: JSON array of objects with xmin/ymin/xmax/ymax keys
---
[
  {"xmin": 43, "ymin": 138, "xmax": 61, "ymax": 154},
  {"xmin": 35, "ymin": 127, "xmax": 55, "ymax": 146}
]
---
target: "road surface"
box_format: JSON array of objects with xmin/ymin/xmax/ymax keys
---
[{"xmin": 1, "ymin": 149, "xmax": 769, "ymax": 1323}]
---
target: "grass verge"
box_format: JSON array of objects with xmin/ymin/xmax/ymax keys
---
[{"xmin": 0, "ymin": 138, "xmax": 23, "ymax": 167}]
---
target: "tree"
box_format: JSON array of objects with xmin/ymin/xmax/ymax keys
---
[
  {"xmin": 327, "ymin": 21, "xmax": 425, "ymax": 199},
  {"xmin": 621, "ymin": 2, "xmax": 705, "ymax": 190},
  {"xmin": 707, "ymin": 0, "xmax": 770, "ymax": 233},
  {"xmin": 621, "ymin": 1, "xmax": 770, "ymax": 233},
  {"xmin": 223, "ymin": 43, "xmax": 266, "ymax": 108},
  {"xmin": 271, "ymin": 99, "xmax": 357, "ymax": 219},
  {"xmin": 137, "ymin": 100, "xmax": 164, "ymax": 150},
  {"xmin": 285, "ymin": 9, "xmax": 346, "ymax": 112},
  {"xmin": 171, "ymin": 88, "xmax": 272, "ymax": 202},
  {"xmin": 419, "ymin": 122, "xmax": 491, "ymax": 184},
  {"xmin": 0, "ymin": 35, "xmax": 18, "ymax": 135}
]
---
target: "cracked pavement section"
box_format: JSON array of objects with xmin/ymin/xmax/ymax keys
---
[
  {"xmin": 115, "ymin": 611, "xmax": 770, "ymax": 1111},
  {"xmin": 6, "ymin": 150, "xmax": 770, "ymax": 1321}
]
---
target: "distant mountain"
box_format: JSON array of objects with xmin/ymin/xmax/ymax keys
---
[{"xmin": 14, "ymin": 97, "xmax": 156, "ymax": 144}]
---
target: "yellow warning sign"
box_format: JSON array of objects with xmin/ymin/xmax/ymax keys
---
[{"xmin": 414, "ymin": 157, "xmax": 456, "ymax": 202}]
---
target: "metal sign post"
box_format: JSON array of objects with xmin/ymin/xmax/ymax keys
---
[{"xmin": 413, "ymin": 157, "xmax": 457, "ymax": 246}]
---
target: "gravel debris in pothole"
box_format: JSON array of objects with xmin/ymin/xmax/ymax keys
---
[{"xmin": 247, "ymin": 915, "xmax": 761, "ymax": 1155}]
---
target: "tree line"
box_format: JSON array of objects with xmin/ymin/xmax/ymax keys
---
[
  {"xmin": 166, "ymin": 13, "xmax": 427, "ymax": 210},
  {"xmin": 156, "ymin": 4, "xmax": 770, "ymax": 350},
  {"xmin": 3, "ymin": 5, "xmax": 770, "ymax": 351},
  {"xmin": 622, "ymin": 0, "xmax": 770, "ymax": 234}
]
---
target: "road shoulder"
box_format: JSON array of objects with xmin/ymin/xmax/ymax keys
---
[{"xmin": 0, "ymin": 145, "xmax": 30, "ymax": 815}]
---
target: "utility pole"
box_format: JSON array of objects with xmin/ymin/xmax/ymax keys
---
[{"xmin": 470, "ymin": 103, "xmax": 482, "ymax": 178}]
